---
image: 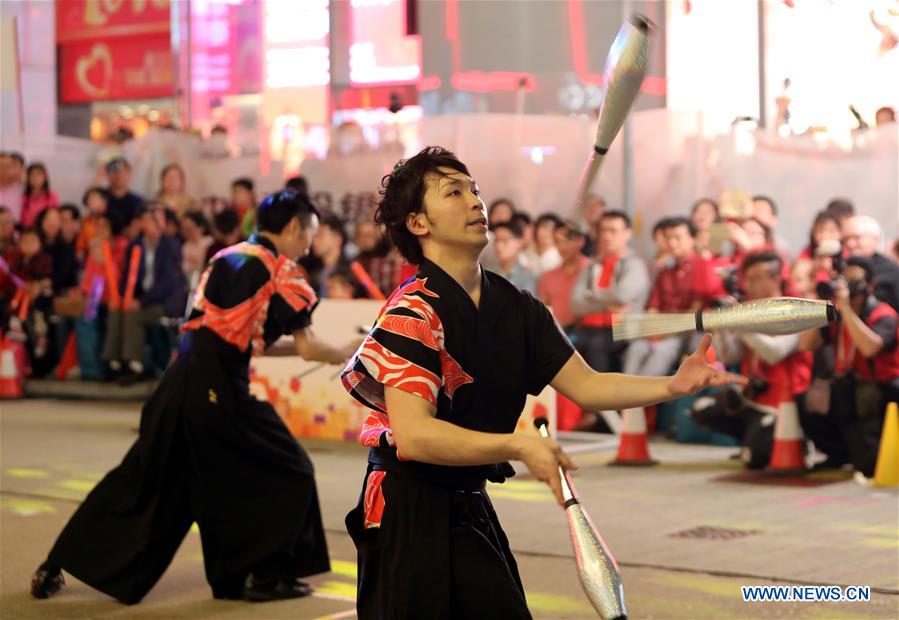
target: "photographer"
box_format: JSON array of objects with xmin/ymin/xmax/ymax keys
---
[
  {"xmin": 691, "ymin": 252, "xmax": 812, "ymax": 468},
  {"xmin": 801, "ymin": 256, "xmax": 899, "ymax": 477}
]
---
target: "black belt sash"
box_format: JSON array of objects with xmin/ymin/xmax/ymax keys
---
[{"xmin": 367, "ymin": 447, "xmax": 515, "ymax": 492}]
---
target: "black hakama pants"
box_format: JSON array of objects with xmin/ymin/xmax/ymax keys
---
[
  {"xmin": 47, "ymin": 342, "xmax": 329, "ymax": 604},
  {"xmin": 346, "ymin": 466, "xmax": 532, "ymax": 619}
]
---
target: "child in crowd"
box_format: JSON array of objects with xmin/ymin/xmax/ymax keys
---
[
  {"xmin": 325, "ymin": 268, "xmax": 360, "ymax": 300},
  {"xmin": 59, "ymin": 204, "xmax": 82, "ymax": 246},
  {"xmin": 9, "ymin": 229, "xmax": 53, "ymax": 364},
  {"xmin": 230, "ymin": 178, "xmax": 257, "ymax": 238},
  {"xmin": 76, "ymin": 188, "xmax": 109, "ymax": 262},
  {"xmin": 206, "ymin": 208, "xmax": 243, "ymax": 260},
  {"xmin": 180, "ymin": 211, "xmax": 213, "ymax": 287}
]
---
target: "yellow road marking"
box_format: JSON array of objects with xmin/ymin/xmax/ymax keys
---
[
  {"xmin": 1, "ymin": 498, "xmax": 55, "ymax": 516},
  {"xmin": 329, "ymin": 559, "xmax": 357, "ymax": 580},
  {"xmin": 654, "ymin": 572, "xmax": 741, "ymax": 598},
  {"xmin": 856, "ymin": 525, "xmax": 899, "ymax": 537},
  {"xmin": 5, "ymin": 468, "xmax": 50, "ymax": 478},
  {"xmin": 59, "ymin": 480, "xmax": 95, "ymax": 491},
  {"xmin": 860, "ymin": 537, "xmax": 899, "ymax": 549},
  {"xmin": 315, "ymin": 580, "xmax": 357, "ymax": 600},
  {"xmin": 525, "ymin": 592, "xmax": 594, "ymax": 615}
]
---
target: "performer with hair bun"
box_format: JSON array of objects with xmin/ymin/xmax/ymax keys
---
[{"xmin": 31, "ymin": 190, "xmax": 357, "ymax": 604}]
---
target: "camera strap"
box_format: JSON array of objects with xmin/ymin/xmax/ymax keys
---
[{"xmin": 835, "ymin": 323, "xmax": 856, "ymax": 375}]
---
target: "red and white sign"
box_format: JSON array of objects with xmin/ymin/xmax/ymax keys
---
[
  {"xmin": 59, "ymin": 34, "xmax": 174, "ymax": 103},
  {"xmin": 56, "ymin": 0, "xmax": 173, "ymax": 102}
]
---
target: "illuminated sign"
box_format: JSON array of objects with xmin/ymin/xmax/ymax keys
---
[
  {"xmin": 266, "ymin": 47, "xmax": 330, "ymax": 88},
  {"xmin": 349, "ymin": 0, "xmax": 421, "ymax": 85},
  {"xmin": 264, "ymin": 0, "xmax": 329, "ymax": 89}
]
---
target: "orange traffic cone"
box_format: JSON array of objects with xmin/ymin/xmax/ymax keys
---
[
  {"xmin": 610, "ymin": 407, "xmax": 658, "ymax": 466},
  {"xmin": 872, "ymin": 402, "xmax": 899, "ymax": 488},
  {"xmin": 767, "ymin": 387, "xmax": 805, "ymax": 473},
  {"xmin": 55, "ymin": 332, "xmax": 78, "ymax": 381},
  {"xmin": 556, "ymin": 393, "xmax": 583, "ymax": 431},
  {"xmin": 0, "ymin": 332, "xmax": 26, "ymax": 399}
]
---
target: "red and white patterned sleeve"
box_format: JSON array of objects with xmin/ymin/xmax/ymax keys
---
[{"xmin": 340, "ymin": 279, "xmax": 444, "ymax": 414}]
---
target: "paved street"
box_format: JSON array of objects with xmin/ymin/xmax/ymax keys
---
[{"xmin": 1, "ymin": 400, "xmax": 897, "ymax": 619}]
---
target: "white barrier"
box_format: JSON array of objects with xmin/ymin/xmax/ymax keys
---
[{"xmin": 249, "ymin": 299, "xmax": 557, "ymax": 442}]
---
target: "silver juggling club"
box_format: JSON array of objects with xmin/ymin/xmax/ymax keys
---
[
  {"xmin": 534, "ymin": 417, "xmax": 626, "ymax": 619},
  {"xmin": 572, "ymin": 14, "xmax": 653, "ymax": 216},
  {"xmin": 613, "ymin": 297, "xmax": 836, "ymax": 342}
]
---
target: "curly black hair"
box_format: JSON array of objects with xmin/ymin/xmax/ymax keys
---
[{"xmin": 374, "ymin": 146, "xmax": 469, "ymax": 264}]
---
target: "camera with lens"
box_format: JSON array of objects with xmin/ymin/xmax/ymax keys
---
[
  {"xmin": 815, "ymin": 274, "xmax": 868, "ymax": 301},
  {"xmin": 711, "ymin": 265, "xmax": 743, "ymax": 308},
  {"xmin": 812, "ymin": 239, "xmax": 850, "ymax": 300}
]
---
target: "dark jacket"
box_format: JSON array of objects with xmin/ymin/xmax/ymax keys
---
[
  {"xmin": 120, "ymin": 234, "xmax": 186, "ymax": 317},
  {"xmin": 43, "ymin": 239, "xmax": 78, "ymax": 293},
  {"xmin": 106, "ymin": 190, "xmax": 145, "ymax": 236},
  {"xmin": 870, "ymin": 252, "xmax": 899, "ymax": 313}
]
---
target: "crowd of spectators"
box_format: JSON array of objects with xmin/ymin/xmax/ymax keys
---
[
  {"xmin": 1, "ymin": 145, "xmax": 898, "ymax": 477},
  {"xmin": 0, "ymin": 151, "xmax": 402, "ymax": 386},
  {"xmin": 540, "ymin": 192, "xmax": 897, "ymax": 477}
]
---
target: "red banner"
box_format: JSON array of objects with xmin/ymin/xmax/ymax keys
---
[
  {"xmin": 59, "ymin": 34, "xmax": 174, "ymax": 103},
  {"xmin": 56, "ymin": 0, "xmax": 171, "ymax": 43}
]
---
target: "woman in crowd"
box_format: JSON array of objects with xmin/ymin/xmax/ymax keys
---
[
  {"xmin": 35, "ymin": 207, "xmax": 79, "ymax": 374},
  {"xmin": 156, "ymin": 164, "xmax": 196, "ymax": 216},
  {"xmin": 487, "ymin": 198, "xmax": 515, "ymax": 225},
  {"xmin": 798, "ymin": 211, "xmax": 842, "ymax": 259},
  {"xmin": 36, "ymin": 208, "xmax": 78, "ymax": 300},
  {"xmin": 21, "ymin": 163, "xmax": 59, "ymax": 229},
  {"xmin": 533, "ymin": 213, "xmax": 563, "ymax": 274},
  {"xmin": 691, "ymin": 198, "xmax": 720, "ymax": 258}
]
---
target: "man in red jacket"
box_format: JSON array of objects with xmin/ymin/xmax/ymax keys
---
[
  {"xmin": 801, "ymin": 256, "xmax": 899, "ymax": 476},
  {"xmin": 623, "ymin": 217, "xmax": 722, "ymax": 377}
]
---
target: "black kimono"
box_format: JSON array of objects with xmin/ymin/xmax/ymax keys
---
[
  {"xmin": 341, "ymin": 258, "xmax": 575, "ymax": 619},
  {"xmin": 46, "ymin": 235, "xmax": 329, "ymax": 603}
]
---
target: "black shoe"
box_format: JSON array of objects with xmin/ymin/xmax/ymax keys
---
[
  {"xmin": 31, "ymin": 566, "xmax": 64, "ymax": 599},
  {"xmin": 243, "ymin": 575, "xmax": 313, "ymax": 602},
  {"xmin": 212, "ymin": 586, "xmax": 244, "ymax": 600},
  {"xmin": 212, "ymin": 574, "xmax": 247, "ymax": 600}
]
